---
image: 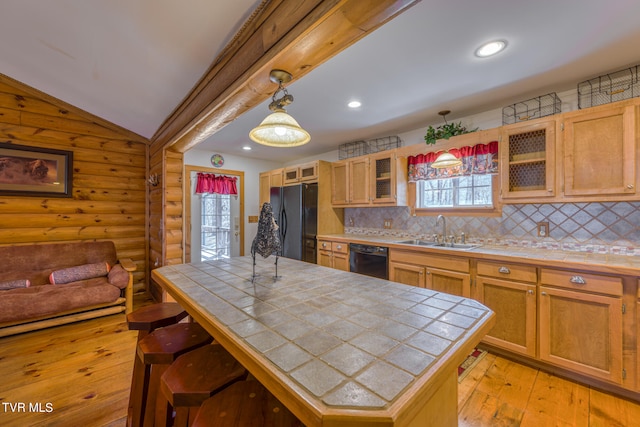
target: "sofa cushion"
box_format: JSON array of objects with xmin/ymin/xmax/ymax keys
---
[
  {"xmin": 107, "ymin": 264, "xmax": 129, "ymax": 289},
  {"xmin": 49, "ymin": 262, "xmax": 110, "ymax": 285},
  {"xmin": 0, "ymin": 279, "xmax": 30, "ymax": 290},
  {"xmin": 0, "ymin": 241, "xmax": 118, "ymax": 286},
  {"xmin": 0, "ymin": 278, "xmax": 121, "ymax": 324}
]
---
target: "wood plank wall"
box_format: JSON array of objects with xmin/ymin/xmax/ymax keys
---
[
  {"xmin": 148, "ymin": 147, "xmax": 183, "ymax": 301},
  {"xmin": 0, "ymin": 75, "xmax": 149, "ymax": 292}
]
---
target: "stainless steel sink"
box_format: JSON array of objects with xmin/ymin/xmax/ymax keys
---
[
  {"xmin": 434, "ymin": 243, "xmax": 482, "ymax": 250},
  {"xmin": 395, "ymin": 239, "xmax": 481, "ymax": 250},
  {"xmin": 395, "ymin": 239, "xmax": 438, "ymax": 246}
]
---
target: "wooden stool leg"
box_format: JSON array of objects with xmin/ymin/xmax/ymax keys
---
[
  {"xmin": 173, "ymin": 407, "xmax": 190, "ymax": 427},
  {"xmin": 154, "ymin": 388, "xmax": 173, "ymax": 427},
  {"xmin": 143, "ymin": 364, "xmax": 169, "ymax": 427},
  {"xmin": 129, "ymin": 354, "xmax": 152, "ymax": 427}
]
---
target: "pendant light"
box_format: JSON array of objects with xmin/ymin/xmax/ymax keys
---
[
  {"xmin": 249, "ymin": 69, "xmax": 310, "ymax": 147},
  {"xmin": 431, "ymin": 110, "xmax": 462, "ymax": 169}
]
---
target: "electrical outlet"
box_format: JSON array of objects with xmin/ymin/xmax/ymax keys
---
[
  {"xmin": 383, "ymin": 219, "xmax": 393, "ymax": 229},
  {"xmin": 537, "ymin": 221, "xmax": 549, "ymax": 237}
]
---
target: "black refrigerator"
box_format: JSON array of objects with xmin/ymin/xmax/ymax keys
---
[{"xmin": 270, "ymin": 183, "xmax": 318, "ymax": 263}]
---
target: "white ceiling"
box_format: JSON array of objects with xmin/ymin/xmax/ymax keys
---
[{"xmin": 2, "ymin": 1, "xmax": 640, "ymax": 164}]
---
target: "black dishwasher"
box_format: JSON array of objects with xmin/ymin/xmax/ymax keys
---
[{"xmin": 349, "ymin": 243, "xmax": 388, "ymax": 279}]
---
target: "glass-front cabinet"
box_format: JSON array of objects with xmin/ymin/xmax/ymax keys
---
[{"xmin": 500, "ymin": 119, "xmax": 556, "ymax": 200}]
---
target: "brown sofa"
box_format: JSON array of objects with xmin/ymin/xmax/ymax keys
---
[{"xmin": 0, "ymin": 241, "xmax": 135, "ymax": 337}]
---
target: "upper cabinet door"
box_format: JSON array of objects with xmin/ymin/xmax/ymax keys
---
[
  {"xmin": 500, "ymin": 119, "xmax": 556, "ymax": 199},
  {"xmin": 370, "ymin": 151, "xmax": 396, "ymax": 204},
  {"xmin": 349, "ymin": 157, "xmax": 370, "ymax": 204},
  {"xmin": 331, "ymin": 161, "xmax": 350, "ymax": 205},
  {"xmin": 562, "ymin": 104, "xmax": 636, "ymax": 197}
]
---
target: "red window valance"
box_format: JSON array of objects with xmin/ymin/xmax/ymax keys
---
[
  {"xmin": 408, "ymin": 141, "xmax": 498, "ymax": 182},
  {"xmin": 195, "ymin": 173, "xmax": 238, "ymax": 195}
]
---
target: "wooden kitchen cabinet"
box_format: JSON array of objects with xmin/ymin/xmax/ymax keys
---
[
  {"xmin": 370, "ymin": 151, "xmax": 407, "ymax": 205},
  {"xmin": 477, "ymin": 260, "xmax": 537, "ymax": 357},
  {"xmin": 500, "ymin": 118, "xmax": 556, "ymax": 200},
  {"xmin": 259, "ymin": 168, "xmax": 283, "ymax": 208},
  {"xmin": 389, "ymin": 261, "xmax": 426, "ymax": 288},
  {"xmin": 331, "ymin": 157, "xmax": 370, "ymax": 205},
  {"xmin": 331, "ymin": 150, "xmax": 407, "ymax": 207},
  {"xmin": 539, "ymin": 269, "xmax": 624, "ymax": 385},
  {"xmin": 318, "ymin": 240, "xmax": 349, "ymax": 271},
  {"xmin": 284, "ymin": 161, "xmax": 319, "ymax": 185},
  {"xmin": 389, "ymin": 249, "xmax": 470, "ymax": 297},
  {"xmin": 426, "ymin": 267, "xmax": 471, "ymax": 298},
  {"xmin": 562, "ymin": 103, "xmax": 637, "ymax": 197}
]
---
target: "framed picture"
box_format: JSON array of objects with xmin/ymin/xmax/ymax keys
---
[{"xmin": 0, "ymin": 142, "xmax": 73, "ymax": 197}]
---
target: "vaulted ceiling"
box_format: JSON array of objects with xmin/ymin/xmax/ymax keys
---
[{"xmin": 2, "ymin": 0, "xmax": 640, "ymax": 163}]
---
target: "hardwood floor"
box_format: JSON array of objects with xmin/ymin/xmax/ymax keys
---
[
  {"xmin": 458, "ymin": 352, "xmax": 640, "ymax": 427},
  {"xmin": 1, "ymin": 293, "xmax": 638, "ymax": 427}
]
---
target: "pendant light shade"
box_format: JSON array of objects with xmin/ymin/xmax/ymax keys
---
[
  {"xmin": 432, "ymin": 151, "xmax": 462, "ymax": 169},
  {"xmin": 249, "ymin": 108, "xmax": 310, "ymax": 147},
  {"xmin": 249, "ymin": 69, "xmax": 310, "ymax": 147}
]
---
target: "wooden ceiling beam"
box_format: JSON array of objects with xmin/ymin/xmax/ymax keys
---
[{"xmin": 150, "ymin": 0, "xmax": 420, "ymax": 154}]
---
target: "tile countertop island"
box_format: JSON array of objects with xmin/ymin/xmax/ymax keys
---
[{"xmin": 152, "ymin": 256, "xmax": 495, "ymax": 427}]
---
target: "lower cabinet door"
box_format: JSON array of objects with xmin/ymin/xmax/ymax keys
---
[
  {"xmin": 539, "ymin": 286, "xmax": 623, "ymax": 384},
  {"xmin": 478, "ymin": 277, "xmax": 536, "ymax": 357},
  {"xmin": 389, "ymin": 261, "xmax": 425, "ymax": 288},
  {"xmin": 332, "ymin": 252, "xmax": 349, "ymax": 272},
  {"xmin": 318, "ymin": 250, "xmax": 332, "ymax": 268},
  {"xmin": 426, "ymin": 268, "xmax": 470, "ymax": 298}
]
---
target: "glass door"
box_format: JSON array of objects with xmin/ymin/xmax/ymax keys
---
[{"xmin": 189, "ymin": 171, "xmax": 241, "ymax": 262}]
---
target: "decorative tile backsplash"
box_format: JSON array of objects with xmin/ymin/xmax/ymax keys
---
[{"xmin": 345, "ymin": 202, "xmax": 640, "ymax": 256}]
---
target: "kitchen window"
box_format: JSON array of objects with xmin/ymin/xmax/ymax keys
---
[
  {"xmin": 417, "ymin": 174, "xmax": 493, "ymax": 208},
  {"xmin": 408, "ymin": 141, "xmax": 500, "ymax": 215}
]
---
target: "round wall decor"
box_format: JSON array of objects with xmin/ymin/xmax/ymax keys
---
[{"xmin": 210, "ymin": 154, "xmax": 224, "ymax": 168}]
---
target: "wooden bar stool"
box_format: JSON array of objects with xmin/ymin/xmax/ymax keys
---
[
  {"xmin": 127, "ymin": 303, "xmax": 188, "ymax": 427},
  {"xmin": 135, "ymin": 322, "xmax": 212, "ymax": 427},
  {"xmin": 191, "ymin": 381, "xmax": 303, "ymax": 427},
  {"xmin": 156, "ymin": 343, "xmax": 248, "ymax": 427}
]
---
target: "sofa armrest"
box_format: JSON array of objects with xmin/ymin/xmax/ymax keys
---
[
  {"xmin": 118, "ymin": 258, "xmax": 136, "ymax": 272},
  {"xmin": 117, "ymin": 258, "xmax": 136, "ymax": 314}
]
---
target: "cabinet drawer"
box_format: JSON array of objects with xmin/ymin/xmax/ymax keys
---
[
  {"xmin": 540, "ymin": 269, "xmax": 622, "ymax": 297},
  {"xmin": 317, "ymin": 240, "xmax": 348, "ymax": 254},
  {"xmin": 318, "ymin": 240, "xmax": 332, "ymax": 251},
  {"xmin": 331, "ymin": 242, "xmax": 348, "ymax": 254},
  {"xmin": 477, "ymin": 260, "xmax": 537, "ymax": 283}
]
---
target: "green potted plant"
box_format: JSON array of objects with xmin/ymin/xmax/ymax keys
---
[{"xmin": 424, "ymin": 111, "xmax": 478, "ymax": 145}]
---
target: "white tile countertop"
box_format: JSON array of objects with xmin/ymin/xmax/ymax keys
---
[{"xmin": 152, "ymin": 256, "xmax": 495, "ymax": 427}]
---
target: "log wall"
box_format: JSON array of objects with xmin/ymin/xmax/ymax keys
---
[
  {"xmin": 0, "ymin": 75, "xmax": 149, "ymax": 292},
  {"xmin": 147, "ymin": 147, "xmax": 183, "ymax": 301}
]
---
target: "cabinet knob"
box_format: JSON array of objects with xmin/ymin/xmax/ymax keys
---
[
  {"xmin": 336, "ymin": 245, "xmax": 342, "ymax": 250},
  {"xmin": 627, "ymin": 184, "xmax": 634, "ymax": 189},
  {"xmin": 547, "ymin": 189, "xmax": 553, "ymax": 192},
  {"xmin": 541, "ymin": 291, "xmax": 548, "ymax": 296},
  {"xmin": 570, "ymin": 275, "xmax": 586, "ymax": 285},
  {"xmin": 322, "ymin": 243, "xmax": 327, "ymax": 248},
  {"xmin": 498, "ymin": 266, "xmax": 511, "ymax": 274},
  {"xmin": 527, "ymin": 290, "xmax": 534, "ymax": 295}
]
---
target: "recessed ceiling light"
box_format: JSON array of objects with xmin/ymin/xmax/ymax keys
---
[
  {"xmin": 475, "ymin": 40, "xmax": 507, "ymax": 58},
  {"xmin": 242, "ymin": 146, "xmax": 252, "ymax": 150},
  {"xmin": 348, "ymin": 100, "xmax": 362, "ymax": 108}
]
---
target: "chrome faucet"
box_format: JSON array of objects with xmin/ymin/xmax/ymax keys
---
[{"xmin": 436, "ymin": 214, "xmax": 446, "ymax": 245}]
